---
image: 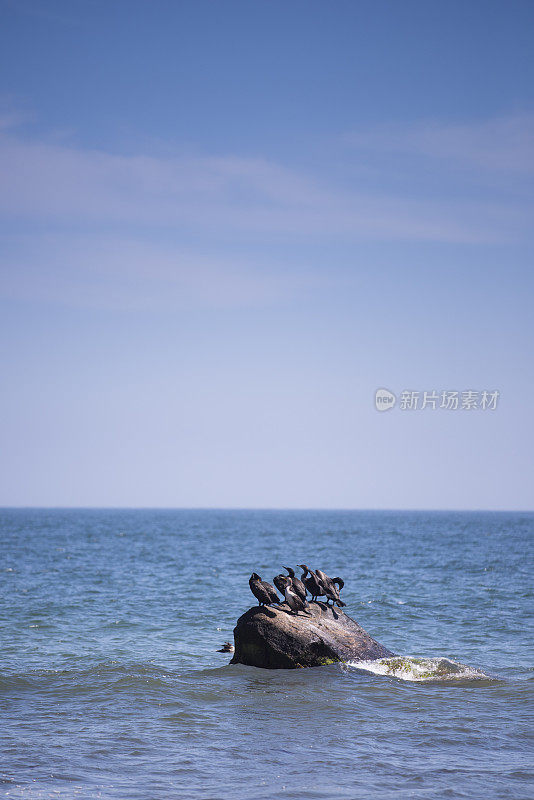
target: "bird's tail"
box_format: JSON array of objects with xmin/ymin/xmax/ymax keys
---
[{"xmin": 335, "ymin": 599, "xmax": 346, "ymax": 607}]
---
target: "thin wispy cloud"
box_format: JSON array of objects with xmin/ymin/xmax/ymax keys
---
[
  {"xmin": 0, "ymin": 123, "xmax": 529, "ymax": 245},
  {"xmin": 346, "ymin": 114, "xmax": 534, "ymax": 174},
  {"xmin": 1, "ymin": 114, "xmax": 532, "ymax": 313}
]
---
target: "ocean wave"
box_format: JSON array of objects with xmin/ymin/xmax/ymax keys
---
[
  {"xmin": 348, "ymin": 656, "xmax": 492, "ymax": 682},
  {"xmin": 0, "ymin": 661, "xmax": 176, "ymax": 693}
]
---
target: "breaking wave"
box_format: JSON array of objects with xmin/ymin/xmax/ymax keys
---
[{"xmin": 348, "ymin": 656, "xmax": 492, "ymax": 682}]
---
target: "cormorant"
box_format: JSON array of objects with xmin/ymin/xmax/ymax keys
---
[
  {"xmin": 314, "ymin": 568, "xmax": 346, "ymax": 607},
  {"xmin": 273, "ymin": 574, "xmax": 288, "ymax": 595},
  {"xmin": 282, "ymin": 566, "xmax": 307, "ymax": 603},
  {"xmin": 249, "ymin": 573, "xmax": 280, "ymax": 607},
  {"xmin": 277, "ymin": 576, "xmax": 309, "ymax": 615},
  {"xmin": 297, "ymin": 565, "xmax": 325, "ymax": 602}
]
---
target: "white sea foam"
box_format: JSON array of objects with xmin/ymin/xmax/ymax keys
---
[{"xmin": 349, "ymin": 656, "xmax": 490, "ymax": 682}]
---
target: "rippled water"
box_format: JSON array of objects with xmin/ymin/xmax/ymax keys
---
[{"xmin": 1, "ymin": 509, "xmax": 533, "ymax": 799}]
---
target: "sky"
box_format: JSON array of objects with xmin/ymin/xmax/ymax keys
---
[{"xmin": 0, "ymin": 0, "xmax": 533, "ymax": 509}]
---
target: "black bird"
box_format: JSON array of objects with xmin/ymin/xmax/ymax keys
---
[
  {"xmin": 282, "ymin": 566, "xmax": 307, "ymax": 603},
  {"xmin": 315, "ymin": 568, "xmax": 346, "ymax": 607},
  {"xmin": 249, "ymin": 573, "xmax": 280, "ymax": 607},
  {"xmin": 277, "ymin": 576, "xmax": 309, "ymax": 615},
  {"xmin": 297, "ymin": 565, "xmax": 325, "ymax": 602},
  {"xmin": 332, "ymin": 577, "xmax": 344, "ymax": 591},
  {"xmin": 273, "ymin": 574, "xmax": 288, "ymax": 595}
]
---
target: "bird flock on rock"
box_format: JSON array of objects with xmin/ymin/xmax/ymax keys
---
[{"xmin": 248, "ymin": 565, "xmax": 345, "ymax": 615}]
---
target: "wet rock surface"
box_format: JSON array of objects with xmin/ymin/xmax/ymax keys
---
[{"xmin": 230, "ymin": 602, "xmax": 395, "ymax": 669}]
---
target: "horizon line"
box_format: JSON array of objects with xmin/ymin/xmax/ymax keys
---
[{"xmin": 0, "ymin": 506, "xmax": 532, "ymax": 513}]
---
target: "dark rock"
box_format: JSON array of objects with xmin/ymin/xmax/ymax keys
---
[{"xmin": 230, "ymin": 602, "xmax": 395, "ymax": 669}]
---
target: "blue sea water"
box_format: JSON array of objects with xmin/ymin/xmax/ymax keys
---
[{"xmin": 0, "ymin": 509, "xmax": 533, "ymax": 800}]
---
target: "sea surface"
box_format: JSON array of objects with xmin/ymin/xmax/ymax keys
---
[{"xmin": 0, "ymin": 509, "xmax": 533, "ymax": 800}]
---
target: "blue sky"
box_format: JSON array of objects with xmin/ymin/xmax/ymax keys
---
[{"xmin": 0, "ymin": 0, "xmax": 533, "ymax": 508}]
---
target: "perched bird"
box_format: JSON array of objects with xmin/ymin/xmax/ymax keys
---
[
  {"xmin": 324, "ymin": 587, "xmax": 345, "ymax": 607},
  {"xmin": 273, "ymin": 574, "xmax": 288, "ymax": 595},
  {"xmin": 249, "ymin": 573, "xmax": 280, "ymax": 607},
  {"xmin": 278, "ymin": 576, "xmax": 309, "ymax": 615},
  {"xmin": 314, "ymin": 568, "xmax": 331, "ymax": 587},
  {"xmin": 282, "ymin": 566, "xmax": 307, "ymax": 603},
  {"xmin": 297, "ymin": 565, "xmax": 325, "ymax": 602},
  {"xmin": 315, "ymin": 568, "xmax": 346, "ymax": 607}
]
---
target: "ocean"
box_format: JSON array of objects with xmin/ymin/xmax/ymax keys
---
[{"xmin": 0, "ymin": 509, "xmax": 532, "ymax": 799}]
